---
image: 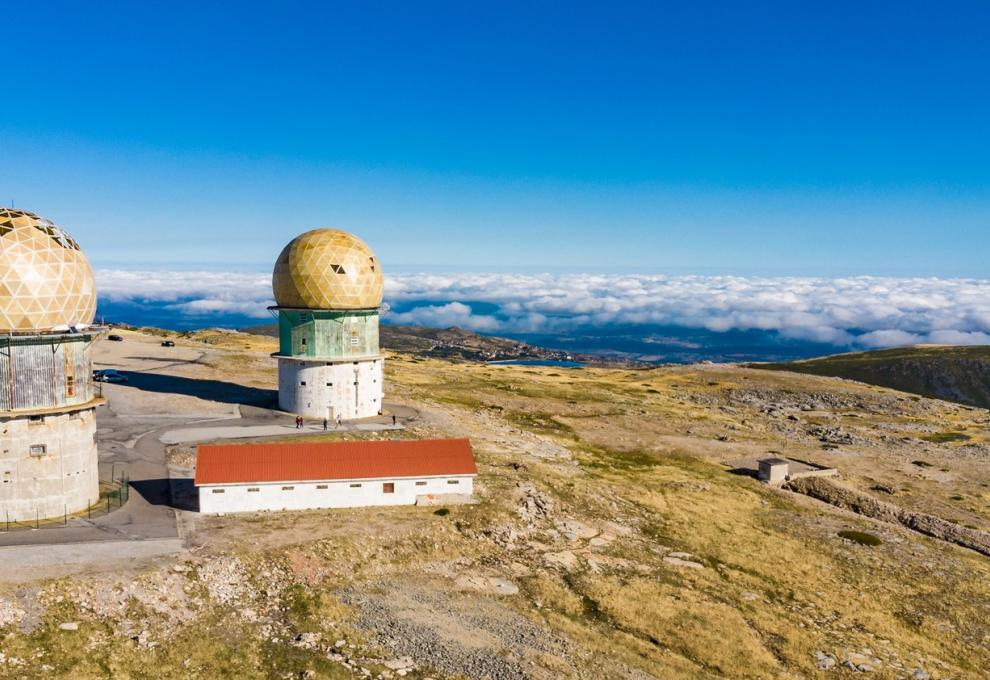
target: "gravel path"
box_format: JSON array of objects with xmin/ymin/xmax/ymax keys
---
[{"xmin": 340, "ymin": 580, "xmax": 570, "ymax": 680}]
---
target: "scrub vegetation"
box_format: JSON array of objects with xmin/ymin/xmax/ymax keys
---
[{"xmin": 2, "ymin": 329, "xmax": 989, "ymax": 679}]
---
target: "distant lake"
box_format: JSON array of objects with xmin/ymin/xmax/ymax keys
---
[{"xmin": 488, "ymin": 359, "xmax": 587, "ymax": 368}]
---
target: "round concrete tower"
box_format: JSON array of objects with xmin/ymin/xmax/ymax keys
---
[
  {"xmin": 271, "ymin": 229, "xmax": 384, "ymax": 420},
  {"xmin": 0, "ymin": 208, "xmax": 101, "ymax": 522}
]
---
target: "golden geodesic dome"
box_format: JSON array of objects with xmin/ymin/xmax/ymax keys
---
[
  {"xmin": 272, "ymin": 229, "xmax": 384, "ymax": 310},
  {"xmin": 0, "ymin": 208, "xmax": 97, "ymax": 332}
]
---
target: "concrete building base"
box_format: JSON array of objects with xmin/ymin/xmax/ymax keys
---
[
  {"xmin": 0, "ymin": 406, "xmax": 100, "ymax": 522},
  {"xmin": 277, "ymin": 356, "xmax": 383, "ymax": 420}
]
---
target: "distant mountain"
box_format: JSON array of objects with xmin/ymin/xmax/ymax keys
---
[
  {"xmin": 752, "ymin": 345, "xmax": 990, "ymax": 408},
  {"xmin": 240, "ymin": 323, "xmax": 581, "ymax": 363}
]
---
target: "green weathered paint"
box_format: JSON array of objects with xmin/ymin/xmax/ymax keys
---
[{"xmin": 277, "ymin": 309, "xmax": 380, "ymax": 359}]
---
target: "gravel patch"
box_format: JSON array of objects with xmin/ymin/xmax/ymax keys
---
[{"xmin": 340, "ymin": 580, "xmax": 570, "ymax": 680}]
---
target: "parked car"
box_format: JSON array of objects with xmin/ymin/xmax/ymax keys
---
[
  {"xmin": 161, "ymin": 340, "xmax": 175, "ymax": 347},
  {"xmin": 94, "ymin": 369, "xmax": 127, "ymax": 383},
  {"xmin": 107, "ymin": 334, "xmax": 124, "ymax": 342}
]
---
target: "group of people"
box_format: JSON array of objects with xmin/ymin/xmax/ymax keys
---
[
  {"xmin": 293, "ymin": 414, "xmax": 397, "ymax": 429},
  {"xmin": 294, "ymin": 415, "xmax": 343, "ymax": 430}
]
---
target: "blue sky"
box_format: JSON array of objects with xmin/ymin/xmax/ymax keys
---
[{"xmin": 2, "ymin": 1, "xmax": 989, "ymax": 275}]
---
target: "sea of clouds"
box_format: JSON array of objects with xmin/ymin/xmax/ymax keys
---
[{"xmin": 95, "ymin": 270, "xmax": 990, "ymax": 349}]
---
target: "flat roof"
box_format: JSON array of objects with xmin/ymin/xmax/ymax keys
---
[
  {"xmin": 758, "ymin": 457, "xmax": 790, "ymax": 466},
  {"xmin": 195, "ymin": 438, "xmax": 477, "ymax": 486}
]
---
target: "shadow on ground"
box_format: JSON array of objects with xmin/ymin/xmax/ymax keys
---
[
  {"xmin": 131, "ymin": 478, "xmax": 199, "ymax": 512},
  {"xmin": 119, "ymin": 371, "xmax": 277, "ymax": 408}
]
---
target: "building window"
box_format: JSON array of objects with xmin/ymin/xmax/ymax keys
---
[
  {"xmin": 29, "ymin": 415, "xmax": 43, "ymax": 425},
  {"xmin": 415, "ymin": 481, "xmax": 427, "ymax": 486},
  {"xmin": 300, "ymin": 381, "xmax": 307, "ymax": 386},
  {"xmin": 326, "ymin": 382, "xmax": 332, "ymax": 387},
  {"xmin": 66, "ymin": 375, "xmax": 75, "ymax": 397},
  {"xmin": 447, "ymin": 480, "xmax": 460, "ymax": 485},
  {"xmin": 316, "ymin": 484, "xmax": 328, "ymax": 490},
  {"xmin": 247, "ymin": 488, "xmax": 259, "ymax": 493},
  {"xmin": 383, "ymin": 483, "xmax": 395, "ymax": 494},
  {"xmin": 301, "ymin": 338, "xmax": 307, "ymax": 346},
  {"xmin": 282, "ymin": 486, "xmax": 295, "ymax": 491},
  {"xmin": 29, "ymin": 444, "xmax": 46, "ymax": 457},
  {"xmin": 212, "ymin": 489, "xmax": 225, "ymax": 494},
  {"xmin": 349, "ymin": 483, "xmax": 362, "ymax": 488}
]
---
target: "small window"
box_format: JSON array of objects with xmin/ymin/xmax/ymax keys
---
[
  {"xmin": 383, "ymin": 483, "xmax": 395, "ymax": 494},
  {"xmin": 330, "ymin": 264, "xmax": 347, "ymax": 275},
  {"xmin": 326, "ymin": 382, "xmax": 332, "ymax": 387},
  {"xmin": 447, "ymin": 480, "xmax": 460, "ymax": 485},
  {"xmin": 349, "ymin": 483, "xmax": 362, "ymax": 488},
  {"xmin": 301, "ymin": 338, "xmax": 307, "ymax": 346},
  {"xmin": 247, "ymin": 487, "xmax": 260, "ymax": 493},
  {"xmin": 29, "ymin": 444, "xmax": 46, "ymax": 457},
  {"xmin": 282, "ymin": 486, "xmax": 295, "ymax": 491},
  {"xmin": 29, "ymin": 415, "xmax": 43, "ymax": 425},
  {"xmin": 415, "ymin": 481, "xmax": 427, "ymax": 486},
  {"xmin": 212, "ymin": 489, "xmax": 225, "ymax": 494},
  {"xmin": 300, "ymin": 381, "xmax": 307, "ymax": 386},
  {"xmin": 316, "ymin": 484, "xmax": 328, "ymax": 490}
]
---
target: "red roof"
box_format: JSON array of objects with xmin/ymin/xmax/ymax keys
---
[{"xmin": 194, "ymin": 438, "xmax": 477, "ymax": 486}]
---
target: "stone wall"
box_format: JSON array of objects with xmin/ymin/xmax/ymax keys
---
[{"xmin": 785, "ymin": 476, "xmax": 990, "ymax": 557}]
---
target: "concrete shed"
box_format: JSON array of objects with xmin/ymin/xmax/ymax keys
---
[
  {"xmin": 758, "ymin": 458, "xmax": 790, "ymax": 484},
  {"xmin": 195, "ymin": 438, "xmax": 477, "ymax": 514}
]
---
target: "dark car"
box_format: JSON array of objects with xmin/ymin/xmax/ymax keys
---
[
  {"xmin": 161, "ymin": 340, "xmax": 175, "ymax": 347},
  {"xmin": 94, "ymin": 369, "xmax": 127, "ymax": 383},
  {"xmin": 107, "ymin": 334, "xmax": 124, "ymax": 342}
]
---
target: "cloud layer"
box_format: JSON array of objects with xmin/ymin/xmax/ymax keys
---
[{"xmin": 95, "ymin": 270, "xmax": 990, "ymax": 348}]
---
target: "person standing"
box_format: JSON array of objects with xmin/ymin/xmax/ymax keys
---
[
  {"xmin": 392, "ymin": 414, "xmax": 396, "ymax": 426},
  {"xmin": 322, "ymin": 418, "xmax": 328, "ymax": 431}
]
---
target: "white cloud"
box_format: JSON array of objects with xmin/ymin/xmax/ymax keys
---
[
  {"xmin": 95, "ymin": 270, "xmax": 990, "ymax": 349},
  {"xmin": 389, "ymin": 302, "xmax": 500, "ymax": 332}
]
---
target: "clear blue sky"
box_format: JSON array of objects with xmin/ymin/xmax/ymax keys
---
[{"xmin": 2, "ymin": 1, "xmax": 988, "ymax": 276}]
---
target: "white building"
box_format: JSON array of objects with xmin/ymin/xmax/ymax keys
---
[{"xmin": 195, "ymin": 438, "xmax": 476, "ymax": 514}]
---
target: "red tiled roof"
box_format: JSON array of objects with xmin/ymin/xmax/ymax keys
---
[{"xmin": 194, "ymin": 438, "xmax": 477, "ymax": 486}]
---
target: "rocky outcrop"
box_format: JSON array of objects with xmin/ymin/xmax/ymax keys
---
[{"xmin": 785, "ymin": 476, "xmax": 990, "ymax": 557}]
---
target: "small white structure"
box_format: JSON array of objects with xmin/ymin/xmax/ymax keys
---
[
  {"xmin": 195, "ymin": 438, "xmax": 476, "ymax": 514},
  {"xmin": 758, "ymin": 457, "xmax": 790, "ymax": 484}
]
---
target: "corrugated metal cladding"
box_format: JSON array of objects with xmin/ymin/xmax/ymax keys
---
[{"xmin": 0, "ymin": 334, "xmax": 94, "ymax": 411}]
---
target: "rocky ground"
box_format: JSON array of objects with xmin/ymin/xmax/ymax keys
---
[{"xmin": 1, "ymin": 329, "xmax": 989, "ymax": 679}]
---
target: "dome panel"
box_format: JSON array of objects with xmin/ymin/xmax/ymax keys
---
[
  {"xmin": 272, "ymin": 229, "xmax": 384, "ymax": 310},
  {"xmin": 0, "ymin": 208, "xmax": 97, "ymax": 332}
]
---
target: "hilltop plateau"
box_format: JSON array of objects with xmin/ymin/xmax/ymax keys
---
[
  {"xmin": 1, "ymin": 328, "xmax": 988, "ymax": 680},
  {"xmin": 755, "ymin": 345, "xmax": 990, "ymax": 409}
]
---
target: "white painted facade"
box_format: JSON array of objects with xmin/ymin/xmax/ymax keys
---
[
  {"xmin": 198, "ymin": 473, "xmax": 474, "ymax": 514},
  {"xmin": 277, "ymin": 356, "xmax": 383, "ymax": 420},
  {"xmin": 0, "ymin": 406, "xmax": 100, "ymax": 522}
]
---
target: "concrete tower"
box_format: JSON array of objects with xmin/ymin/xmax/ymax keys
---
[
  {"xmin": 0, "ymin": 208, "xmax": 101, "ymax": 522},
  {"xmin": 271, "ymin": 229, "xmax": 385, "ymax": 420}
]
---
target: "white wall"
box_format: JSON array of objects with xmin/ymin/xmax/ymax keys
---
[
  {"xmin": 278, "ymin": 357, "xmax": 383, "ymax": 419},
  {"xmin": 198, "ymin": 474, "xmax": 474, "ymax": 514},
  {"xmin": 0, "ymin": 408, "xmax": 100, "ymax": 522}
]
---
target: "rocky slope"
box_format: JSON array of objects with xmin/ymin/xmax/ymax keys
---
[{"xmin": 754, "ymin": 345, "xmax": 990, "ymax": 408}]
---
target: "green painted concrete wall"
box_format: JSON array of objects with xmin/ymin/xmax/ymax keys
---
[{"xmin": 277, "ymin": 309, "xmax": 380, "ymax": 359}]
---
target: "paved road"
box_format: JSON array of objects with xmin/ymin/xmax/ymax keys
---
[
  {"xmin": 0, "ymin": 538, "xmax": 183, "ymax": 582},
  {"xmin": 0, "ymin": 331, "xmax": 419, "ymax": 557}
]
